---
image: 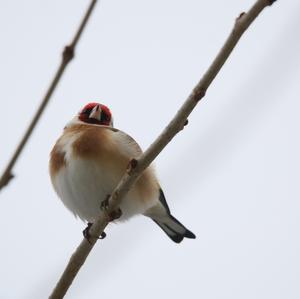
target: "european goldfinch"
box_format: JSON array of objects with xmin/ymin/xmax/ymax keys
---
[{"xmin": 49, "ymin": 102, "xmax": 195, "ymax": 243}]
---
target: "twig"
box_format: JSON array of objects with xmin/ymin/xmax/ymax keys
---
[
  {"xmin": 49, "ymin": 0, "xmax": 277, "ymax": 298},
  {"xmin": 0, "ymin": 0, "xmax": 98, "ymax": 191}
]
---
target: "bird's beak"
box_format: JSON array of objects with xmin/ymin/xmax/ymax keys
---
[{"xmin": 89, "ymin": 105, "xmax": 101, "ymax": 120}]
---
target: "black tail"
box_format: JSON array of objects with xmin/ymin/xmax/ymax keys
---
[{"xmin": 153, "ymin": 214, "xmax": 196, "ymax": 243}]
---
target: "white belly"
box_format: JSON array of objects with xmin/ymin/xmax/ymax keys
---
[{"xmin": 51, "ymin": 157, "xmax": 157, "ymax": 223}]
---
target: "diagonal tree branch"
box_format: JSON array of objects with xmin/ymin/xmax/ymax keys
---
[
  {"xmin": 0, "ymin": 0, "xmax": 98, "ymax": 191},
  {"xmin": 49, "ymin": 0, "xmax": 277, "ymax": 298}
]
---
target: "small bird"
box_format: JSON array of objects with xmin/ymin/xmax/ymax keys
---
[{"xmin": 49, "ymin": 102, "xmax": 195, "ymax": 243}]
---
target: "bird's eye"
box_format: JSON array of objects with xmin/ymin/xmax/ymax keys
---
[
  {"xmin": 82, "ymin": 108, "xmax": 91, "ymax": 115},
  {"xmin": 101, "ymin": 111, "xmax": 110, "ymax": 122}
]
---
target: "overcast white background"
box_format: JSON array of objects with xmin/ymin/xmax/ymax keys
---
[{"xmin": 1, "ymin": 1, "xmax": 300, "ymax": 298}]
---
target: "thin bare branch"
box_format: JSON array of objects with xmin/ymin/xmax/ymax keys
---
[
  {"xmin": 0, "ymin": 0, "xmax": 98, "ymax": 191},
  {"xmin": 49, "ymin": 0, "xmax": 277, "ymax": 298}
]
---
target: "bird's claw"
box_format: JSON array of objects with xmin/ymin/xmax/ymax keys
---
[
  {"xmin": 83, "ymin": 222, "xmax": 93, "ymax": 243},
  {"xmin": 108, "ymin": 208, "xmax": 122, "ymax": 221},
  {"xmin": 100, "ymin": 195, "xmax": 110, "ymax": 211},
  {"xmin": 100, "ymin": 195, "xmax": 123, "ymax": 221},
  {"xmin": 83, "ymin": 222, "xmax": 107, "ymax": 243},
  {"xmin": 99, "ymin": 231, "xmax": 107, "ymax": 239}
]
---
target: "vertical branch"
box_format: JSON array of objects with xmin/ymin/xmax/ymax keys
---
[
  {"xmin": 0, "ymin": 0, "xmax": 98, "ymax": 191},
  {"xmin": 49, "ymin": 0, "xmax": 277, "ymax": 298}
]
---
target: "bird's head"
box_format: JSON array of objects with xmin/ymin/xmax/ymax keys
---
[{"xmin": 78, "ymin": 102, "xmax": 113, "ymax": 127}]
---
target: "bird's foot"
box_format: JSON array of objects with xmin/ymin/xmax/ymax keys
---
[
  {"xmin": 100, "ymin": 195, "xmax": 110, "ymax": 211},
  {"xmin": 100, "ymin": 195, "xmax": 123, "ymax": 222},
  {"xmin": 83, "ymin": 222, "xmax": 107, "ymax": 244},
  {"xmin": 108, "ymin": 208, "xmax": 122, "ymax": 221}
]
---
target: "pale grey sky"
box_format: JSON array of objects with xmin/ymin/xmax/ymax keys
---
[{"xmin": 1, "ymin": 1, "xmax": 300, "ymax": 298}]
